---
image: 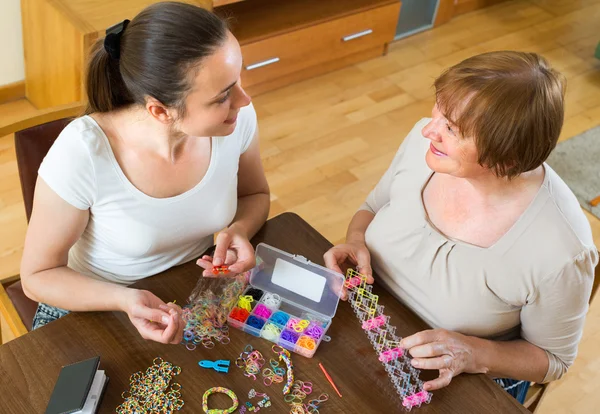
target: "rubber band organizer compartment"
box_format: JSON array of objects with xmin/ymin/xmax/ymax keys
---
[{"xmin": 227, "ymin": 243, "xmax": 344, "ymax": 358}]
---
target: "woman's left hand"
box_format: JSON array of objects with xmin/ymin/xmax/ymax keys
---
[
  {"xmin": 196, "ymin": 224, "xmax": 256, "ymax": 276},
  {"xmin": 400, "ymin": 329, "xmax": 481, "ymax": 391}
]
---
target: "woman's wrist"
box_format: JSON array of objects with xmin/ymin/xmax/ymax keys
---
[
  {"xmin": 227, "ymin": 222, "xmax": 250, "ymax": 239},
  {"xmin": 114, "ymin": 286, "xmax": 135, "ymax": 313},
  {"xmin": 464, "ymin": 334, "xmax": 492, "ymax": 375},
  {"xmin": 346, "ymin": 230, "xmax": 366, "ymax": 244}
]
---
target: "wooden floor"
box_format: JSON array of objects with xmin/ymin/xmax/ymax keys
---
[{"xmin": 1, "ymin": 0, "xmax": 600, "ymax": 411}]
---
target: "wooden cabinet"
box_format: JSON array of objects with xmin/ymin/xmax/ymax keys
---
[
  {"xmin": 21, "ymin": 0, "xmax": 401, "ymax": 109},
  {"xmin": 234, "ymin": 1, "xmax": 401, "ymax": 95},
  {"xmin": 20, "ymin": 0, "xmax": 210, "ymax": 109}
]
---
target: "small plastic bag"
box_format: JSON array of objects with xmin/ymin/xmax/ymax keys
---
[{"xmin": 182, "ymin": 272, "xmax": 249, "ymax": 349}]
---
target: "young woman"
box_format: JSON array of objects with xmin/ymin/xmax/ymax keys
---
[{"xmin": 20, "ymin": 2, "xmax": 270, "ymax": 345}]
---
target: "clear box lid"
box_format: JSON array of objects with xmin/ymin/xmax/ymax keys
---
[{"xmin": 249, "ymin": 243, "xmax": 345, "ymax": 319}]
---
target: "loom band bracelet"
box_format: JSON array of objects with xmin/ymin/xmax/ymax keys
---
[{"xmin": 202, "ymin": 387, "xmax": 239, "ymax": 414}]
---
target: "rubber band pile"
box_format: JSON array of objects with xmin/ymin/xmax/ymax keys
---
[
  {"xmin": 182, "ymin": 273, "xmax": 248, "ymax": 350},
  {"xmin": 345, "ymin": 268, "xmax": 432, "ymax": 411},
  {"xmin": 116, "ymin": 357, "xmax": 183, "ymax": 413},
  {"xmin": 235, "ymin": 345, "xmax": 266, "ymax": 381}
]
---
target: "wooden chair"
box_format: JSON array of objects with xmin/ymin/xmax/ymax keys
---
[
  {"xmin": 524, "ymin": 260, "xmax": 600, "ymax": 412},
  {"xmin": 0, "ymin": 103, "xmax": 82, "ymax": 344}
]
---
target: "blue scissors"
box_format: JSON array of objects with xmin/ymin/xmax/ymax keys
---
[{"xmin": 198, "ymin": 359, "xmax": 230, "ymax": 373}]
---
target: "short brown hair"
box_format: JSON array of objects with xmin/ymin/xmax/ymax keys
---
[
  {"xmin": 434, "ymin": 51, "xmax": 566, "ymax": 178},
  {"xmin": 86, "ymin": 2, "xmax": 228, "ymax": 115}
]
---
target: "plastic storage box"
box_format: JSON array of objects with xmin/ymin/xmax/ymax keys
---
[{"xmin": 227, "ymin": 243, "xmax": 344, "ymax": 357}]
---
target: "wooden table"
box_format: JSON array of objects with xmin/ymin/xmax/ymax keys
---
[{"xmin": 0, "ymin": 213, "xmax": 528, "ymax": 413}]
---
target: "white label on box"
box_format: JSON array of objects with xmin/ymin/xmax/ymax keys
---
[{"xmin": 272, "ymin": 258, "xmax": 325, "ymax": 303}]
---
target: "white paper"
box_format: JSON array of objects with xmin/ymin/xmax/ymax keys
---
[
  {"xmin": 74, "ymin": 370, "xmax": 106, "ymax": 414},
  {"xmin": 272, "ymin": 258, "xmax": 325, "ymax": 302}
]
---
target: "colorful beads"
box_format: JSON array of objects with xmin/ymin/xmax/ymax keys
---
[
  {"xmin": 202, "ymin": 387, "xmax": 238, "ymax": 413},
  {"xmin": 116, "ymin": 357, "xmax": 183, "ymax": 413},
  {"xmin": 253, "ymin": 304, "xmax": 273, "ymax": 319}
]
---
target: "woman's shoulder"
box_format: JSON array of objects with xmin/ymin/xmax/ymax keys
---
[
  {"xmin": 541, "ymin": 164, "xmax": 595, "ymax": 250},
  {"xmin": 51, "ymin": 115, "xmax": 107, "ymax": 156}
]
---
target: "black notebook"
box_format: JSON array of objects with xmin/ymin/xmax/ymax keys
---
[{"xmin": 45, "ymin": 356, "xmax": 103, "ymax": 414}]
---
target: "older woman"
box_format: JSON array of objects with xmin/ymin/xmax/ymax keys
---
[{"xmin": 324, "ymin": 51, "xmax": 597, "ymax": 403}]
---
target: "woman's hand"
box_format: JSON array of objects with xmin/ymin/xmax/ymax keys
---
[
  {"xmin": 123, "ymin": 289, "xmax": 184, "ymax": 344},
  {"xmin": 400, "ymin": 329, "xmax": 482, "ymax": 391},
  {"xmin": 196, "ymin": 224, "xmax": 256, "ymax": 276},
  {"xmin": 324, "ymin": 240, "xmax": 374, "ymax": 299}
]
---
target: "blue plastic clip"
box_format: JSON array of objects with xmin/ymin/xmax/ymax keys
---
[{"xmin": 198, "ymin": 359, "xmax": 230, "ymax": 373}]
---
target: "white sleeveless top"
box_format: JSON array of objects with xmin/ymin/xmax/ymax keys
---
[{"xmin": 38, "ymin": 104, "xmax": 257, "ymax": 285}]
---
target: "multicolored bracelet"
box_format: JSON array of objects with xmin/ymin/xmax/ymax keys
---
[{"xmin": 202, "ymin": 387, "xmax": 239, "ymax": 414}]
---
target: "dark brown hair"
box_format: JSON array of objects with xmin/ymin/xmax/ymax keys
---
[
  {"xmin": 85, "ymin": 1, "xmax": 228, "ymax": 115},
  {"xmin": 434, "ymin": 51, "xmax": 566, "ymax": 179}
]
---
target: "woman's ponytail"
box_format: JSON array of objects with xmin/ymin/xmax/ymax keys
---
[
  {"xmin": 85, "ymin": 35, "xmax": 132, "ymax": 114},
  {"xmin": 85, "ymin": 2, "xmax": 228, "ymax": 115}
]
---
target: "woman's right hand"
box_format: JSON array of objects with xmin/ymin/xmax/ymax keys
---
[
  {"xmin": 122, "ymin": 289, "xmax": 184, "ymax": 344},
  {"xmin": 324, "ymin": 240, "xmax": 374, "ymax": 299}
]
